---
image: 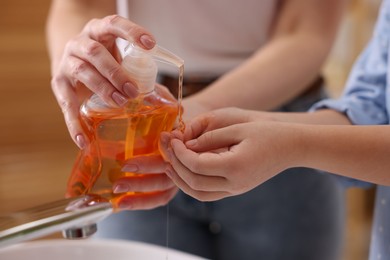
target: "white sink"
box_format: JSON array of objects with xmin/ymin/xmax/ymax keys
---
[{"xmin": 0, "ymin": 239, "xmax": 207, "ymax": 260}]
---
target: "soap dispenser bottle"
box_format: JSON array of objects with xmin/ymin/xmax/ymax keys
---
[{"xmin": 66, "ymin": 43, "xmax": 184, "ymax": 209}]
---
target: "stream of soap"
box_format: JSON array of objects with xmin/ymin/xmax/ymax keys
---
[
  {"xmin": 166, "ymin": 64, "xmax": 184, "ymax": 259},
  {"xmin": 177, "ymin": 65, "xmax": 185, "ymax": 132},
  {"xmin": 165, "ymin": 203, "xmax": 170, "ymax": 260}
]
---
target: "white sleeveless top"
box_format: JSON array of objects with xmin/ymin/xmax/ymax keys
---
[{"xmin": 117, "ymin": 0, "xmax": 278, "ymax": 77}]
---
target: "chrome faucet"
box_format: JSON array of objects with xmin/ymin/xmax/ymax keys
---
[{"xmin": 0, "ymin": 194, "xmax": 113, "ymax": 248}]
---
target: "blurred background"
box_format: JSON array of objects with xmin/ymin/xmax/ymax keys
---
[{"xmin": 0, "ymin": 0, "xmax": 382, "ymax": 259}]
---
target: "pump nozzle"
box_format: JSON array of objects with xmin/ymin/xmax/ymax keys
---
[
  {"xmin": 124, "ymin": 43, "xmax": 184, "ymax": 68},
  {"xmin": 152, "ymin": 45, "xmax": 184, "ymax": 68},
  {"xmin": 122, "ymin": 43, "xmax": 183, "ymax": 93}
]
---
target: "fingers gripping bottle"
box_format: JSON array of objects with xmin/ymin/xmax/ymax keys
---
[{"xmin": 66, "ymin": 43, "xmax": 184, "ymax": 209}]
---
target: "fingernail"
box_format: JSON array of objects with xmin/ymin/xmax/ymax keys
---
[
  {"xmin": 76, "ymin": 134, "xmax": 86, "ymax": 150},
  {"xmin": 166, "ymin": 147, "xmax": 173, "ymax": 161},
  {"xmin": 123, "ymin": 82, "xmax": 138, "ymax": 98},
  {"xmin": 165, "ymin": 167, "xmax": 172, "ymax": 178},
  {"xmin": 185, "ymin": 139, "xmax": 197, "ymax": 147},
  {"xmin": 160, "ymin": 133, "xmax": 170, "ymax": 147},
  {"xmin": 140, "ymin": 34, "xmax": 156, "ymax": 49},
  {"xmin": 122, "ymin": 164, "xmax": 139, "ymax": 172},
  {"xmin": 171, "ymin": 130, "xmax": 183, "ymax": 140},
  {"xmin": 113, "ymin": 183, "xmax": 130, "ymax": 194},
  {"xmin": 112, "ymin": 91, "xmax": 128, "ymax": 107},
  {"xmin": 118, "ymin": 198, "xmax": 133, "ymax": 210}
]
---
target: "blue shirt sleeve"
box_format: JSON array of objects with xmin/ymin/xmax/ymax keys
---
[
  {"xmin": 310, "ymin": 1, "xmax": 390, "ymax": 188},
  {"xmin": 311, "ymin": 16, "xmax": 389, "ymax": 125}
]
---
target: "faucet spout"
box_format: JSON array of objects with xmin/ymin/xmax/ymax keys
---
[{"xmin": 0, "ymin": 195, "xmax": 113, "ymax": 248}]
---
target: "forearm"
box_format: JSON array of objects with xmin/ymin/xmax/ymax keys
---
[
  {"xmin": 189, "ymin": 34, "xmax": 333, "ymax": 111},
  {"xmin": 270, "ymin": 109, "xmax": 352, "ymax": 125},
  {"xmin": 292, "ymin": 123, "xmax": 390, "ymax": 186},
  {"xmin": 185, "ymin": 0, "xmax": 345, "ymax": 114},
  {"xmin": 250, "ymin": 106, "xmax": 390, "ymax": 185},
  {"xmin": 46, "ymin": 0, "xmax": 115, "ymax": 73}
]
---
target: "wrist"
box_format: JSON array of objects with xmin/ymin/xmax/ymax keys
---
[{"xmin": 280, "ymin": 123, "xmax": 310, "ymax": 169}]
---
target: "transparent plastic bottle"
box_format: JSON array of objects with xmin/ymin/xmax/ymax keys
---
[{"xmin": 66, "ymin": 43, "xmax": 184, "ymax": 208}]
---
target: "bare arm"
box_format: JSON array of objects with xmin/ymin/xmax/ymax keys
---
[
  {"xmin": 184, "ymin": 0, "xmax": 346, "ymax": 115},
  {"xmin": 160, "ymin": 108, "xmax": 390, "ymax": 201},
  {"xmin": 46, "ymin": 0, "xmax": 155, "ymax": 149},
  {"xmin": 267, "ymin": 109, "xmax": 390, "ymax": 186},
  {"xmin": 296, "ymin": 123, "xmax": 390, "ymax": 186},
  {"xmin": 258, "ymin": 109, "xmax": 353, "ymax": 125},
  {"xmin": 46, "ymin": 0, "xmax": 116, "ymax": 73},
  {"xmin": 45, "ymin": 1, "xmax": 178, "ymax": 210},
  {"xmin": 250, "ymin": 109, "xmax": 390, "ymax": 185}
]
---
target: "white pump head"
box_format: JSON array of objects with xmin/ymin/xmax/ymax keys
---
[{"xmin": 122, "ymin": 43, "xmax": 184, "ymax": 94}]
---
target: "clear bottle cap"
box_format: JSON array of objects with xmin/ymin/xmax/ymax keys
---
[{"xmin": 122, "ymin": 43, "xmax": 184, "ymax": 93}]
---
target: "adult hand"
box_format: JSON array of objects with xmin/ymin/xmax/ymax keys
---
[
  {"xmin": 159, "ymin": 108, "xmax": 298, "ymax": 201},
  {"xmin": 113, "ymin": 154, "xmax": 177, "ymax": 210},
  {"xmin": 51, "ymin": 15, "xmax": 156, "ymax": 149},
  {"xmin": 109, "ymin": 83, "xmax": 181, "ymax": 209}
]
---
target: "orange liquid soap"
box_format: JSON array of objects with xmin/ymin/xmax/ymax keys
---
[{"xmin": 66, "ymin": 43, "xmax": 184, "ymax": 209}]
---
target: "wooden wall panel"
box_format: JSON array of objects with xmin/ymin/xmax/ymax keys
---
[{"xmin": 0, "ymin": 0, "xmax": 75, "ymax": 214}]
